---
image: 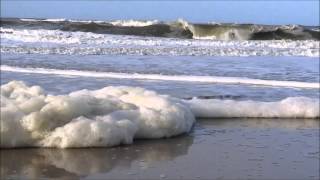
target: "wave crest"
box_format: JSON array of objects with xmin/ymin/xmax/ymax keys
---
[
  {"xmin": 1, "ymin": 18, "xmax": 319, "ymax": 40},
  {"xmin": 1, "ymin": 28, "xmax": 318, "ymax": 57}
]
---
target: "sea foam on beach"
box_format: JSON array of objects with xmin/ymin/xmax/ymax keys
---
[
  {"xmin": 1, "ymin": 81, "xmax": 318, "ymax": 148},
  {"xmin": 187, "ymin": 97, "xmax": 319, "ymax": 118},
  {"xmin": 1, "ymin": 81, "xmax": 195, "ymax": 148}
]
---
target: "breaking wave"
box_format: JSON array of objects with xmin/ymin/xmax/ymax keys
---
[
  {"xmin": 1, "ymin": 18, "xmax": 319, "ymax": 40},
  {"xmin": 109, "ymin": 19, "xmax": 160, "ymax": 27},
  {"xmin": 1, "ymin": 81, "xmax": 319, "ymax": 148},
  {"xmin": 1, "ymin": 65, "xmax": 319, "ymax": 89},
  {"xmin": 1, "ymin": 27, "xmax": 318, "ymax": 57}
]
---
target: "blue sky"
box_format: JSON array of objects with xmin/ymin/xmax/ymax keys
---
[{"xmin": 1, "ymin": 1, "xmax": 319, "ymax": 25}]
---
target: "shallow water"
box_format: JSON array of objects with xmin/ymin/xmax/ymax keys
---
[
  {"xmin": 1, "ymin": 118, "xmax": 319, "ymax": 180},
  {"xmin": 1, "ymin": 53, "xmax": 319, "ymax": 101},
  {"xmin": 1, "ymin": 19, "xmax": 319, "ymax": 179}
]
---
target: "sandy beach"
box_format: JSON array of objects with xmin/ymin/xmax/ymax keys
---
[
  {"xmin": 1, "ymin": 3, "xmax": 319, "ymax": 179},
  {"xmin": 1, "ymin": 118, "xmax": 319, "ymax": 180}
]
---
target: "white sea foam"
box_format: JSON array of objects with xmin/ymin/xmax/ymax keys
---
[
  {"xmin": 190, "ymin": 26, "xmax": 252, "ymax": 41},
  {"xmin": 1, "ymin": 28, "xmax": 319, "ymax": 57},
  {"xmin": 187, "ymin": 97, "xmax": 319, "ymax": 118},
  {"xmin": 42, "ymin": 18, "xmax": 67, "ymax": 22},
  {"xmin": 20, "ymin": 18, "xmax": 67, "ymax": 22},
  {"xmin": 20, "ymin": 18, "xmax": 40, "ymax": 22},
  {"xmin": 18, "ymin": 18, "xmax": 158, "ymax": 26},
  {"xmin": 109, "ymin": 20, "xmax": 159, "ymax": 27},
  {"xmin": 68, "ymin": 20, "xmax": 106, "ymax": 23},
  {"xmin": 0, "ymin": 28, "xmax": 83, "ymax": 44},
  {"xmin": 1, "ymin": 81, "xmax": 319, "ymax": 148},
  {"xmin": 0, "ymin": 81, "xmax": 195, "ymax": 148},
  {"xmin": 19, "ymin": 18, "xmax": 106, "ymax": 24},
  {"xmin": 1, "ymin": 65, "xmax": 319, "ymax": 89},
  {"xmin": 19, "ymin": 18, "xmax": 159, "ymax": 26}
]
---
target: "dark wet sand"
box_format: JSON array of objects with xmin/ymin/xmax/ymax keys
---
[{"xmin": 1, "ymin": 118, "xmax": 319, "ymax": 180}]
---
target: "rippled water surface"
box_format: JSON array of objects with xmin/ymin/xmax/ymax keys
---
[{"xmin": 1, "ymin": 18, "xmax": 319, "ymax": 179}]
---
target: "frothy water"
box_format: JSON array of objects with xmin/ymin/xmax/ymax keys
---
[
  {"xmin": 0, "ymin": 17, "xmax": 319, "ymax": 150},
  {"xmin": 1, "ymin": 81, "xmax": 318, "ymax": 148},
  {"xmin": 1, "ymin": 81, "xmax": 196, "ymax": 148},
  {"xmin": 1, "ymin": 65, "xmax": 318, "ymax": 89},
  {"xmin": 2, "ymin": 18, "xmax": 319, "ymax": 40},
  {"xmin": 188, "ymin": 97, "xmax": 319, "ymax": 118},
  {"xmin": 1, "ymin": 27, "xmax": 319, "ymax": 57},
  {"xmin": 1, "ymin": 18, "xmax": 319, "ymax": 57}
]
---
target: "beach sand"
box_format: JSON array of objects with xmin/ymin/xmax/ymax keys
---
[{"xmin": 1, "ymin": 118, "xmax": 319, "ymax": 180}]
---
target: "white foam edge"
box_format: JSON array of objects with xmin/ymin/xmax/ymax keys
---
[{"xmin": 1, "ymin": 65, "xmax": 319, "ymax": 89}]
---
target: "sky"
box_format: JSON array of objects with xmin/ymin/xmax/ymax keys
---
[{"xmin": 1, "ymin": 1, "xmax": 319, "ymax": 25}]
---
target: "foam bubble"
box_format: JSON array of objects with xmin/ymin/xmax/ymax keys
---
[
  {"xmin": 1, "ymin": 81, "xmax": 318, "ymax": 148},
  {"xmin": 187, "ymin": 97, "xmax": 319, "ymax": 118},
  {"xmin": 0, "ymin": 81, "xmax": 195, "ymax": 148}
]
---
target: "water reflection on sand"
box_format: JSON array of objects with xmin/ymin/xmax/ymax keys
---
[
  {"xmin": 1, "ymin": 136, "xmax": 193, "ymax": 179},
  {"xmin": 1, "ymin": 118, "xmax": 319, "ymax": 180}
]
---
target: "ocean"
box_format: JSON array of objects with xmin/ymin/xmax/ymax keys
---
[{"xmin": 1, "ymin": 18, "xmax": 319, "ymax": 179}]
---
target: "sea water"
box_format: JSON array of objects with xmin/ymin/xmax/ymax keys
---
[{"xmin": 1, "ymin": 18, "xmax": 319, "ymax": 148}]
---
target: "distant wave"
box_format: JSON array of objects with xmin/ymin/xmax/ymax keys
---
[
  {"xmin": 109, "ymin": 19, "xmax": 160, "ymax": 27},
  {"xmin": 1, "ymin": 65, "xmax": 319, "ymax": 89},
  {"xmin": 1, "ymin": 18, "xmax": 319, "ymax": 40},
  {"xmin": 1, "ymin": 28, "xmax": 319, "ymax": 57}
]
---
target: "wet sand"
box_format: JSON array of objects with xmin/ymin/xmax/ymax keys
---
[{"xmin": 1, "ymin": 118, "xmax": 319, "ymax": 180}]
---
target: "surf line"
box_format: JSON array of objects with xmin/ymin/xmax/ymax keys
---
[{"xmin": 1, "ymin": 65, "xmax": 319, "ymax": 89}]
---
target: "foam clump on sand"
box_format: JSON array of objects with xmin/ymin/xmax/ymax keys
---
[
  {"xmin": 0, "ymin": 81, "xmax": 195, "ymax": 148},
  {"xmin": 1, "ymin": 81, "xmax": 319, "ymax": 148},
  {"xmin": 187, "ymin": 97, "xmax": 319, "ymax": 118}
]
